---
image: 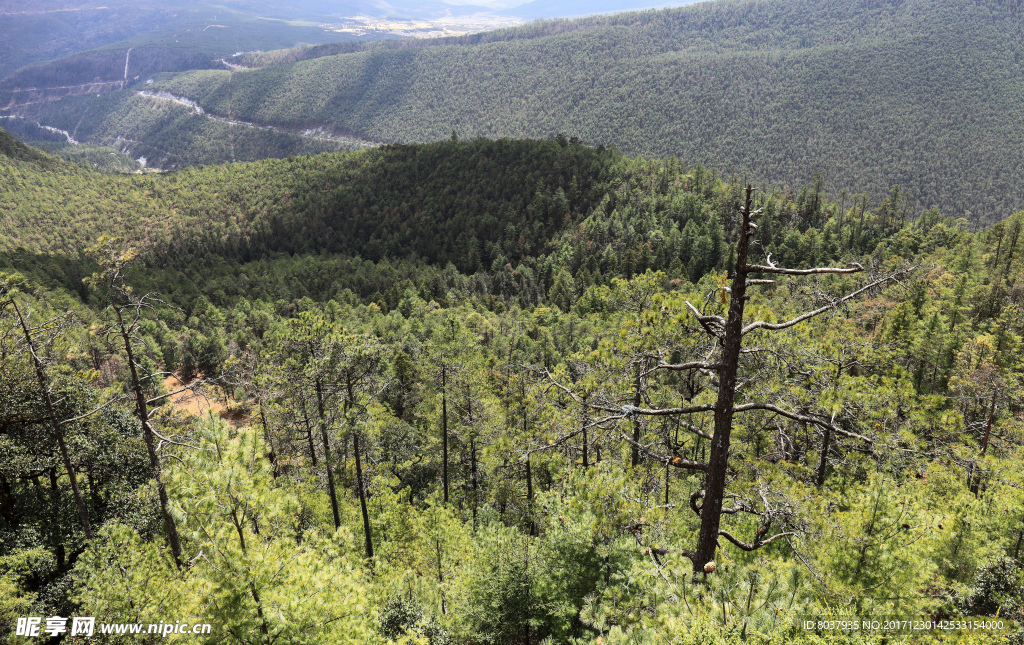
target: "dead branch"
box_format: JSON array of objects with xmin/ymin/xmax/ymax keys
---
[
  {"xmin": 745, "ymin": 263, "xmax": 864, "ymax": 275},
  {"xmin": 718, "ymin": 528, "xmax": 795, "ymax": 552},
  {"xmin": 741, "ymin": 271, "xmax": 904, "ymax": 336},
  {"xmin": 734, "ymin": 402, "xmax": 873, "ymax": 443},
  {"xmin": 620, "ymin": 429, "xmax": 708, "ymax": 471}
]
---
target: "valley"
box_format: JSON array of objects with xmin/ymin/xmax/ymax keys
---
[{"xmin": 136, "ymin": 88, "xmax": 381, "ymax": 153}]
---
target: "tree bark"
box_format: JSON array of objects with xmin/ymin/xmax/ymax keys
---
[
  {"xmin": 468, "ymin": 388, "xmax": 478, "ymax": 529},
  {"xmin": 300, "ymin": 404, "xmax": 318, "ymax": 467},
  {"xmin": 693, "ymin": 185, "xmax": 755, "ymax": 574},
  {"xmin": 442, "ymin": 367, "xmax": 449, "ymax": 504},
  {"xmin": 113, "ymin": 306, "xmax": 181, "ymax": 564},
  {"xmin": 316, "ymin": 379, "xmax": 341, "ymax": 530},
  {"xmin": 470, "ymin": 436, "xmax": 478, "ymax": 531},
  {"xmin": 817, "ymin": 358, "xmax": 846, "ymax": 487},
  {"xmin": 631, "ymin": 369, "xmax": 643, "ymax": 468},
  {"xmin": 525, "ymin": 455, "xmax": 535, "ymax": 536},
  {"xmin": 354, "ymin": 428, "xmax": 373, "ymax": 559},
  {"xmin": 665, "ymin": 462, "xmax": 671, "ymax": 505},
  {"xmin": 815, "ymin": 426, "xmax": 831, "ymax": 488}
]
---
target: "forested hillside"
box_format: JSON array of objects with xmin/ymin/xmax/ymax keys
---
[
  {"xmin": 0, "ymin": 12, "xmax": 358, "ymax": 97},
  {"xmin": 0, "ymin": 0, "xmax": 386, "ymax": 168},
  {"xmin": 0, "ymin": 126, "xmax": 912, "ymax": 281},
  {"xmin": 3, "ymin": 132, "xmax": 1024, "ymax": 644},
  {"xmin": 7, "ymin": 0, "xmax": 1022, "ymax": 223},
  {"xmin": 0, "ymin": 0, "xmax": 188, "ymax": 80},
  {"xmin": 504, "ymin": 0, "xmax": 699, "ymax": 19},
  {"xmin": 0, "ymin": 0, "xmax": 487, "ymax": 87}
]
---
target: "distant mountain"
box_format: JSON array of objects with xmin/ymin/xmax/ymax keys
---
[
  {"xmin": 0, "ymin": 0, "xmax": 368, "ymax": 83},
  {"xmin": 228, "ymin": 0, "xmax": 497, "ymax": 19},
  {"xmin": 0, "ymin": 2, "xmax": 178, "ymax": 80},
  {"xmin": 5, "ymin": 0, "xmax": 1024, "ymax": 223},
  {"xmin": 504, "ymin": 0, "xmax": 698, "ymax": 19},
  {"xmin": 0, "ymin": 0, "xmax": 493, "ymax": 83}
]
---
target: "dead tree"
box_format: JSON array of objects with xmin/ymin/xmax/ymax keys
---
[
  {"xmin": 86, "ymin": 238, "xmax": 200, "ymax": 567},
  {"xmin": 7, "ymin": 300, "xmax": 95, "ymax": 540},
  {"xmin": 550, "ymin": 185, "xmax": 913, "ymax": 576}
]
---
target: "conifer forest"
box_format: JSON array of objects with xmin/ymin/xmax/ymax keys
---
[{"xmin": 3, "ymin": 1, "xmax": 1024, "ymax": 644}]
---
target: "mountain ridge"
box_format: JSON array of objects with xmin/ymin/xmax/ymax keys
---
[{"xmin": 5, "ymin": 0, "xmax": 1024, "ymax": 222}]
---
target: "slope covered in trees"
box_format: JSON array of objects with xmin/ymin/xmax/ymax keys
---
[
  {"xmin": 0, "ymin": 0, "xmax": 479, "ymax": 86},
  {"xmin": 0, "ymin": 0, "xmax": 189, "ymax": 81},
  {"xmin": 0, "ymin": 125, "xmax": 918, "ymax": 286},
  {"xmin": 7, "ymin": 0, "xmax": 1022, "ymax": 223},
  {"xmin": 0, "ymin": 5, "xmax": 371, "ymax": 100},
  {"xmin": 3, "ymin": 131, "xmax": 1024, "ymax": 644},
  {"xmin": 0, "ymin": 121, "xmax": 140, "ymax": 173},
  {"xmin": 503, "ymin": 0, "xmax": 700, "ymax": 19}
]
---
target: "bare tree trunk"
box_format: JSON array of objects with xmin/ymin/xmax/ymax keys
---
[
  {"xmin": 354, "ymin": 429, "xmax": 373, "ymax": 559},
  {"xmin": 468, "ymin": 388, "xmax": 478, "ymax": 529},
  {"xmin": 436, "ymin": 538, "xmax": 447, "ymax": 614},
  {"xmin": 13, "ymin": 302, "xmax": 94, "ymax": 540},
  {"xmin": 693, "ymin": 185, "xmax": 755, "ymax": 574},
  {"xmin": 1003, "ymin": 223, "xmax": 1020, "ymax": 277},
  {"xmin": 0, "ymin": 476, "xmax": 15, "ymax": 525},
  {"xmin": 442, "ymin": 367, "xmax": 449, "ymax": 503},
  {"xmin": 815, "ymin": 426, "xmax": 831, "ymax": 488},
  {"xmin": 665, "ymin": 462, "xmax": 671, "ymax": 505},
  {"xmin": 113, "ymin": 306, "xmax": 182, "ymax": 564},
  {"xmin": 470, "ymin": 436, "xmax": 478, "ymax": 531},
  {"xmin": 631, "ymin": 368, "xmax": 643, "ymax": 468},
  {"xmin": 344, "ymin": 373, "xmax": 373, "ymax": 559},
  {"xmin": 316, "ymin": 380, "xmax": 341, "ymax": 530},
  {"xmin": 300, "ymin": 404, "xmax": 318, "ymax": 467},
  {"xmin": 230, "ymin": 507, "xmax": 270, "ymax": 642},
  {"xmin": 817, "ymin": 359, "xmax": 845, "ymax": 488},
  {"xmin": 250, "ymin": 584, "xmax": 271, "ymax": 642},
  {"xmin": 525, "ymin": 455, "xmax": 535, "ymax": 536}
]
